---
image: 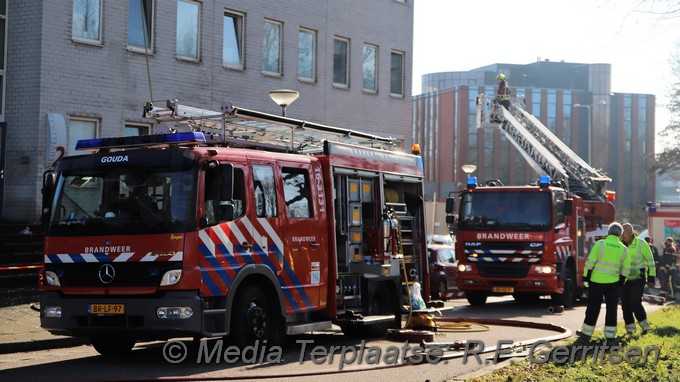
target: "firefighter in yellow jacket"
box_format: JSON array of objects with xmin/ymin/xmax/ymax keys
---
[
  {"xmin": 579, "ymin": 222, "xmax": 630, "ymax": 341},
  {"xmin": 620, "ymin": 223, "xmax": 656, "ymax": 334}
]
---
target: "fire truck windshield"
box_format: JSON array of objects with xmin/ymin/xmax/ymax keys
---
[
  {"xmin": 459, "ymin": 191, "xmax": 552, "ymax": 231},
  {"xmin": 48, "ymin": 165, "xmax": 197, "ymax": 236}
]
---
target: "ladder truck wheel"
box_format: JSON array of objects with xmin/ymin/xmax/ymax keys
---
[
  {"xmin": 466, "ymin": 291, "xmax": 487, "ymax": 306},
  {"xmin": 231, "ymin": 285, "xmax": 283, "ymax": 348},
  {"xmin": 552, "ymin": 266, "xmax": 576, "ymax": 309},
  {"xmin": 91, "ymin": 337, "xmax": 136, "ymax": 357}
]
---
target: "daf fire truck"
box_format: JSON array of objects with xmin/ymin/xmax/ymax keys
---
[
  {"xmin": 446, "ymin": 95, "xmax": 615, "ymax": 307},
  {"xmin": 39, "ymin": 100, "xmax": 428, "ymax": 356}
]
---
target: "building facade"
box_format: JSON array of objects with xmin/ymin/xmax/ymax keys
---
[
  {"xmin": 413, "ymin": 60, "xmax": 656, "ymax": 211},
  {"xmin": 1, "ymin": 0, "xmax": 414, "ymax": 222}
]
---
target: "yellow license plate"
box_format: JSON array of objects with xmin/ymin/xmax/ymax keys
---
[
  {"xmin": 89, "ymin": 304, "xmax": 125, "ymax": 315},
  {"xmin": 492, "ymin": 287, "xmax": 514, "ymax": 293}
]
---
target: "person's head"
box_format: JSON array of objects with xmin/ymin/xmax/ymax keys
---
[
  {"xmin": 497, "ymin": 73, "xmax": 505, "ymax": 82},
  {"xmin": 666, "ymin": 237, "xmax": 674, "ymax": 246},
  {"xmin": 644, "ymin": 236, "xmax": 653, "ymax": 244},
  {"xmin": 621, "ymin": 223, "xmax": 635, "ymax": 245},
  {"xmin": 607, "ymin": 222, "xmax": 623, "ymax": 238}
]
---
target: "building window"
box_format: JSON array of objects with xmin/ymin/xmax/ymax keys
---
[
  {"xmin": 72, "ymin": 0, "xmax": 102, "ymax": 44},
  {"xmin": 333, "ymin": 37, "xmax": 349, "ymax": 87},
  {"xmin": 128, "ymin": 0, "xmax": 154, "ymax": 51},
  {"xmin": 124, "ymin": 123, "xmax": 150, "ymax": 136},
  {"xmin": 363, "ymin": 44, "xmax": 378, "ymax": 92},
  {"xmin": 176, "ymin": 0, "xmax": 200, "ymax": 60},
  {"xmin": 263, "ymin": 20, "xmax": 282, "ymax": 75},
  {"xmin": 223, "ymin": 11, "xmax": 244, "ymax": 69},
  {"xmin": 68, "ymin": 118, "xmax": 98, "ymax": 156},
  {"xmin": 390, "ymin": 51, "xmax": 404, "ymax": 96},
  {"xmin": 298, "ymin": 28, "xmax": 316, "ymax": 81},
  {"xmin": 0, "ymin": 0, "xmax": 6, "ymax": 119}
]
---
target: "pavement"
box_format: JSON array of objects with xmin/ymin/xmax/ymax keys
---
[
  {"xmin": 1, "ymin": 289, "xmax": 675, "ymax": 367},
  {"xmin": 0, "ymin": 301, "xmax": 87, "ymax": 354}
]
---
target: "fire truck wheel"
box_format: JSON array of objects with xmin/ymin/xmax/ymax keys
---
[
  {"xmin": 91, "ymin": 337, "xmax": 136, "ymax": 357},
  {"xmin": 552, "ymin": 268, "xmax": 576, "ymax": 308},
  {"xmin": 436, "ymin": 280, "xmax": 448, "ymax": 301},
  {"xmin": 466, "ymin": 291, "xmax": 487, "ymax": 306},
  {"xmin": 231, "ymin": 285, "xmax": 283, "ymax": 348}
]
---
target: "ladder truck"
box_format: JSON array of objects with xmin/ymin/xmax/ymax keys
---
[
  {"xmin": 446, "ymin": 95, "xmax": 615, "ymax": 307},
  {"xmin": 39, "ymin": 100, "xmax": 428, "ymax": 356}
]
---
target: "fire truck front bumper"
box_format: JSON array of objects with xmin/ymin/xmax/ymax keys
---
[
  {"xmin": 40, "ymin": 291, "xmax": 204, "ymax": 340},
  {"xmin": 458, "ymin": 268, "xmax": 561, "ymax": 295}
]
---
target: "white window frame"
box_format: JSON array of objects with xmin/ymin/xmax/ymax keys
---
[
  {"xmin": 262, "ymin": 19, "xmax": 282, "ymax": 76},
  {"xmin": 128, "ymin": 0, "xmax": 155, "ymax": 53},
  {"xmin": 333, "ymin": 36, "xmax": 350, "ymax": 88},
  {"xmin": 362, "ymin": 43, "xmax": 378, "ymax": 93},
  {"xmin": 72, "ymin": 0, "xmax": 103, "ymax": 45},
  {"xmin": 68, "ymin": 117, "xmax": 99, "ymax": 156},
  {"xmin": 390, "ymin": 50, "xmax": 405, "ymax": 97},
  {"xmin": 124, "ymin": 122, "xmax": 151, "ymax": 136},
  {"xmin": 297, "ymin": 28, "xmax": 316, "ymax": 82},
  {"xmin": 176, "ymin": 0, "xmax": 201, "ymax": 61},
  {"xmin": 223, "ymin": 10, "xmax": 245, "ymax": 70}
]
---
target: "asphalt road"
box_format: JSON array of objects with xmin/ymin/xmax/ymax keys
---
[{"xmin": 0, "ymin": 294, "xmax": 668, "ymax": 382}]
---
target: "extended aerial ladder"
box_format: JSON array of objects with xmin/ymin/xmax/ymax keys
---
[
  {"xmin": 142, "ymin": 99, "xmax": 396, "ymax": 154},
  {"xmin": 476, "ymin": 95, "xmax": 612, "ymax": 203}
]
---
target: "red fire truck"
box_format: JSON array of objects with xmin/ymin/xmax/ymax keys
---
[
  {"xmin": 39, "ymin": 100, "xmax": 427, "ymax": 356},
  {"xmin": 446, "ymin": 95, "xmax": 615, "ymax": 307}
]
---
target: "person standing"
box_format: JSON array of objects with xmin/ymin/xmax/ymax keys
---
[
  {"xmin": 579, "ymin": 222, "xmax": 630, "ymax": 341},
  {"xmin": 659, "ymin": 237, "xmax": 678, "ymax": 300},
  {"xmin": 620, "ymin": 224, "xmax": 655, "ymax": 334},
  {"xmin": 644, "ymin": 236, "xmax": 659, "ymax": 287},
  {"xmin": 495, "ymin": 73, "xmax": 511, "ymax": 110}
]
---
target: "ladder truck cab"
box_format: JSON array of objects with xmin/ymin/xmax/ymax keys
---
[
  {"xmin": 446, "ymin": 95, "xmax": 616, "ymax": 307},
  {"xmin": 39, "ymin": 100, "xmax": 428, "ymax": 356}
]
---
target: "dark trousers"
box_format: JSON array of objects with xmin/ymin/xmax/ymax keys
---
[
  {"xmin": 659, "ymin": 266, "xmax": 675, "ymax": 297},
  {"xmin": 620, "ymin": 278, "xmax": 646, "ymax": 324},
  {"xmin": 584, "ymin": 281, "xmax": 619, "ymax": 327}
]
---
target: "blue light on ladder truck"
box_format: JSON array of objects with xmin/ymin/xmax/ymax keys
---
[
  {"xmin": 75, "ymin": 132, "xmax": 207, "ymax": 151},
  {"xmin": 466, "ymin": 176, "xmax": 477, "ymax": 189},
  {"xmin": 538, "ymin": 176, "xmax": 551, "ymax": 188}
]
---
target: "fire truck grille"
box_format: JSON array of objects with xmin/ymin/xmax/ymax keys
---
[
  {"xmin": 477, "ymin": 262, "xmax": 531, "ymax": 278},
  {"xmin": 48, "ymin": 262, "xmax": 181, "ymax": 287}
]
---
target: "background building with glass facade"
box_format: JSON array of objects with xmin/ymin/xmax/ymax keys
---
[
  {"xmin": 413, "ymin": 60, "xmax": 655, "ymax": 211},
  {"xmin": 0, "ymin": 0, "xmax": 413, "ymax": 222}
]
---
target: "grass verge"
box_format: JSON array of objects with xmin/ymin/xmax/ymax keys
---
[{"xmin": 469, "ymin": 305, "xmax": 680, "ymax": 381}]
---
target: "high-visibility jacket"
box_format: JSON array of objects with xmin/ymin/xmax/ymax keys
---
[
  {"xmin": 496, "ymin": 81, "xmax": 511, "ymax": 101},
  {"xmin": 585, "ymin": 235, "xmax": 630, "ymax": 284},
  {"xmin": 627, "ymin": 236, "xmax": 656, "ymax": 280}
]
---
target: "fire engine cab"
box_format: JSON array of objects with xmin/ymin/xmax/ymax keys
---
[
  {"xmin": 39, "ymin": 100, "xmax": 427, "ymax": 356},
  {"xmin": 446, "ymin": 95, "xmax": 615, "ymax": 308}
]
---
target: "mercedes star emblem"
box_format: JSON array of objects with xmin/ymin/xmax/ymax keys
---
[{"xmin": 98, "ymin": 264, "xmax": 116, "ymax": 284}]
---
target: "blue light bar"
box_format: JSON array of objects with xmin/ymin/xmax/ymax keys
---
[
  {"xmin": 539, "ymin": 175, "xmax": 551, "ymax": 188},
  {"xmin": 467, "ymin": 176, "xmax": 477, "ymax": 189},
  {"xmin": 76, "ymin": 132, "xmax": 206, "ymax": 151}
]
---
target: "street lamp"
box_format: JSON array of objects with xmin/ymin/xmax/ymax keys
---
[
  {"xmin": 268, "ymin": 89, "xmax": 299, "ymax": 117},
  {"xmin": 573, "ymin": 104, "xmax": 591, "ymax": 164}
]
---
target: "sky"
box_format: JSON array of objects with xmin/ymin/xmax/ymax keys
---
[{"xmin": 412, "ymin": 0, "xmax": 679, "ymax": 143}]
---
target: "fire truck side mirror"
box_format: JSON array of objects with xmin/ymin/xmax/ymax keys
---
[
  {"xmin": 563, "ymin": 199, "xmax": 574, "ymax": 216},
  {"xmin": 219, "ymin": 164, "xmax": 234, "ymax": 201},
  {"xmin": 445, "ymin": 197, "xmax": 455, "ymax": 214},
  {"xmin": 41, "ymin": 170, "xmax": 57, "ymax": 226},
  {"xmin": 445, "ymin": 214, "xmax": 456, "ymax": 224}
]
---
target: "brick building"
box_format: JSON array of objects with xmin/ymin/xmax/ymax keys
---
[
  {"xmin": 413, "ymin": 61, "xmax": 656, "ymax": 211},
  {"xmin": 0, "ymin": 0, "xmax": 413, "ymax": 222}
]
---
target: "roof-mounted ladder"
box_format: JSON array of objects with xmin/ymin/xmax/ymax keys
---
[
  {"xmin": 142, "ymin": 99, "xmax": 396, "ymax": 154},
  {"xmin": 476, "ymin": 95, "xmax": 611, "ymax": 202}
]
